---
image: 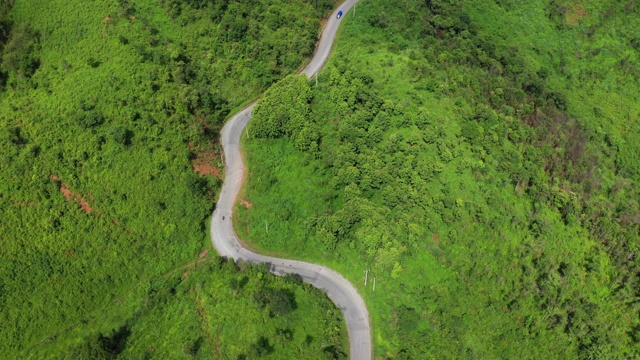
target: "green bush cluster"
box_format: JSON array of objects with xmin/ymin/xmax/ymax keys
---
[{"xmin": 252, "ymin": 74, "xmax": 320, "ymax": 152}]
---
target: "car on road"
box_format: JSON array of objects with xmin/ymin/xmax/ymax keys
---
[{"xmin": 337, "ymin": 10, "xmax": 343, "ymax": 19}]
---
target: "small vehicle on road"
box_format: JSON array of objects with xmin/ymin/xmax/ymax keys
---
[{"xmin": 337, "ymin": 10, "xmax": 343, "ymax": 19}]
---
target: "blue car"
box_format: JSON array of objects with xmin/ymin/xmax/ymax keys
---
[{"xmin": 337, "ymin": 10, "xmax": 343, "ymax": 19}]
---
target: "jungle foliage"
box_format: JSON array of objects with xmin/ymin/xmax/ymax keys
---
[
  {"xmin": 251, "ymin": 74, "xmax": 319, "ymax": 151},
  {"xmin": 239, "ymin": 0, "xmax": 640, "ymax": 358},
  {"xmin": 0, "ymin": 0, "xmax": 345, "ymax": 357},
  {"xmin": 31, "ymin": 258, "xmax": 347, "ymax": 359}
]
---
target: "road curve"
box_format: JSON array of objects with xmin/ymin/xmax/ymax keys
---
[{"xmin": 209, "ymin": 1, "xmax": 370, "ymax": 359}]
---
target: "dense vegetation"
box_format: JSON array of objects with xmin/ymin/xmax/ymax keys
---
[
  {"xmin": 31, "ymin": 258, "xmax": 347, "ymax": 359},
  {"xmin": 0, "ymin": 0, "xmax": 347, "ymax": 357},
  {"xmin": 238, "ymin": 0, "xmax": 640, "ymax": 358}
]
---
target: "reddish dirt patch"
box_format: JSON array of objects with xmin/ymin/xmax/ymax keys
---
[
  {"xmin": 60, "ymin": 186, "xmax": 93, "ymax": 214},
  {"xmin": 193, "ymin": 161, "xmax": 221, "ymax": 178},
  {"xmin": 432, "ymin": 233, "xmax": 440, "ymax": 246},
  {"xmin": 566, "ymin": 3, "xmax": 587, "ymax": 25},
  {"xmin": 241, "ymin": 199, "xmax": 252, "ymax": 209},
  {"xmin": 51, "ymin": 175, "xmax": 94, "ymax": 214},
  {"xmin": 198, "ymin": 249, "xmax": 209, "ymax": 259},
  {"xmin": 189, "ymin": 143, "xmax": 222, "ymax": 179},
  {"xmin": 182, "ymin": 271, "xmax": 189, "ymax": 278}
]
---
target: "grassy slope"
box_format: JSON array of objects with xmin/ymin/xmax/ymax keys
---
[
  {"xmin": 237, "ymin": 0, "xmax": 640, "ymax": 358},
  {"xmin": 29, "ymin": 258, "xmax": 348, "ymax": 359},
  {"xmin": 0, "ymin": 0, "xmax": 347, "ymax": 357}
]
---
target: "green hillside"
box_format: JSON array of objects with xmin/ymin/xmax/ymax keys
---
[
  {"xmin": 238, "ymin": 0, "xmax": 640, "ymax": 358},
  {"xmin": 28, "ymin": 259, "xmax": 347, "ymax": 359},
  {"xmin": 0, "ymin": 0, "xmax": 347, "ymax": 357}
]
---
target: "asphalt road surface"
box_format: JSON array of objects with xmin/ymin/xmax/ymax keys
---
[{"xmin": 209, "ymin": 1, "xmax": 371, "ymax": 359}]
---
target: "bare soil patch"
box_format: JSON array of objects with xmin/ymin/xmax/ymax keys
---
[
  {"xmin": 189, "ymin": 142, "xmax": 222, "ymax": 179},
  {"xmin": 432, "ymin": 233, "xmax": 440, "ymax": 246},
  {"xmin": 566, "ymin": 3, "xmax": 587, "ymax": 25},
  {"xmin": 241, "ymin": 199, "xmax": 253, "ymax": 209},
  {"xmin": 50, "ymin": 175, "xmax": 94, "ymax": 214}
]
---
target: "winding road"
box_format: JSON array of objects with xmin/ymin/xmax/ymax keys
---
[{"xmin": 209, "ymin": 1, "xmax": 370, "ymax": 359}]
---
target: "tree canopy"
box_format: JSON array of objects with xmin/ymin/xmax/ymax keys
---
[
  {"xmin": 238, "ymin": 0, "xmax": 640, "ymax": 357},
  {"xmin": 0, "ymin": 0, "xmax": 346, "ymax": 357}
]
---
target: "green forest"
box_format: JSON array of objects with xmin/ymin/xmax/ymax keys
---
[
  {"xmin": 0, "ymin": 0, "xmax": 348, "ymax": 358},
  {"xmin": 28, "ymin": 259, "xmax": 347, "ymax": 359},
  {"xmin": 238, "ymin": 0, "xmax": 640, "ymax": 358}
]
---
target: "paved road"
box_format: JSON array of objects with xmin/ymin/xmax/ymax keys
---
[{"xmin": 209, "ymin": 1, "xmax": 370, "ymax": 359}]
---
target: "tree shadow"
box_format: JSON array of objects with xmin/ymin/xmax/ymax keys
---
[{"xmin": 99, "ymin": 325, "xmax": 131, "ymax": 356}]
